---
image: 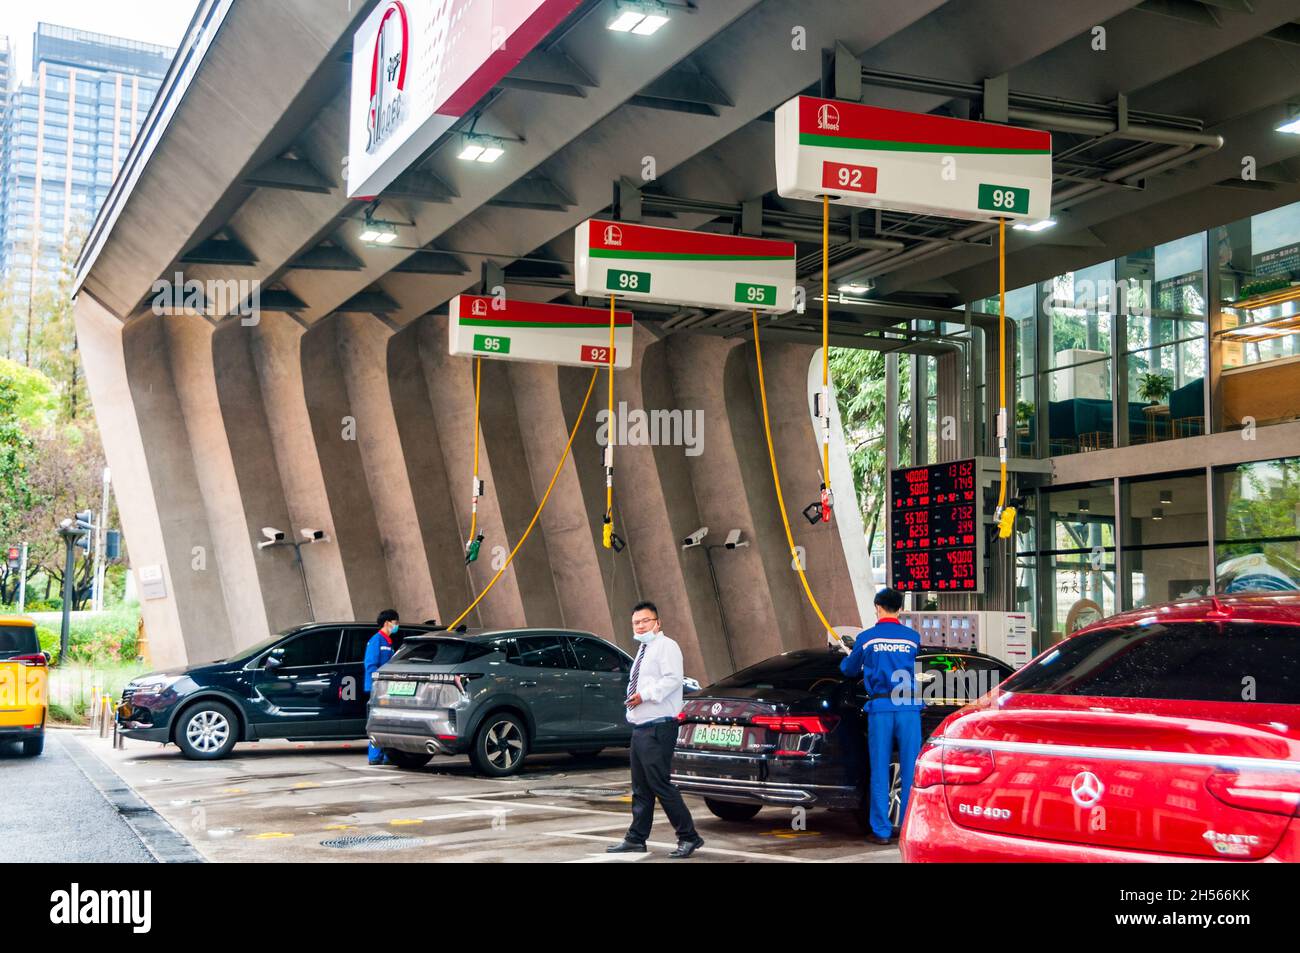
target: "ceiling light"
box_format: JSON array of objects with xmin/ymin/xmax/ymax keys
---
[
  {"xmin": 838, "ymin": 282, "xmax": 872, "ymax": 295},
  {"xmin": 457, "ymin": 134, "xmax": 505, "ymax": 162},
  {"xmin": 457, "ymin": 143, "xmax": 485, "ymax": 161},
  {"xmin": 1159, "ymin": 489, "xmax": 1173, "ymax": 504},
  {"xmin": 1151, "ymin": 507, "xmax": 1164, "ymax": 521},
  {"xmin": 1013, "ymin": 219, "xmax": 1056, "ymax": 232},
  {"xmin": 476, "ymin": 145, "xmax": 505, "ymax": 163},
  {"xmin": 359, "ymin": 218, "xmax": 398, "ymax": 246},
  {"xmin": 1277, "ymin": 117, "xmax": 1300, "ymax": 135},
  {"xmin": 608, "ymin": 1, "xmax": 669, "ymax": 34},
  {"xmin": 1077, "ymin": 499, "xmax": 1090, "ymax": 513}
]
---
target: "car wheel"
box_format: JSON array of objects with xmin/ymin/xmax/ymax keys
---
[
  {"xmin": 174, "ymin": 701, "xmax": 239, "ymax": 760},
  {"xmin": 704, "ymin": 798, "xmax": 762, "ymax": 822},
  {"xmin": 21, "ymin": 733, "xmax": 44, "ymax": 758},
  {"xmin": 385, "ymin": 749, "xmax": 432, "ymax": 770},
  {"xmin": 471, "ymin": 712, "xmax": 528, "ymax": 777}
]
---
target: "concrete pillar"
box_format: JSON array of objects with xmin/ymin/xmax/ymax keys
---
[
  {"xmin": 247, "ymin": 313, "xmax": 354, "ymax": 621},
  {"xmin": 509, "ymin": 359, "xmax": 617, "ymax": 641},
  {"xmin": 333, "ymin": 313, "xmax": 438, "ymax": 622},
  {"xmin": 667, "ymin": 335, "xmax": 786, "ymax": 670},
  {"xmin": 121, "ymin": 313, "xmax": 236, "ymax": 664},
  {"xmin": 212, "ymin": 318, "xmax": 320, "ymax": 633},
  {"xmin": 164, "ymin": 316, "xmax": 272, "ymax": 652},
  {"xmin": 387, "ymin": 322, "xmax": 475, "ymax": 625},
  {"xmin": 73, "ymin": 294, "xmax": 188, "ymax": 668},
  {"xmin": 300, "ymin": 314, "xmax": 394, "ymax": 622},
  {"xmin": 415, "ymin": 314, "xmax": 526, "ymax": 627}
]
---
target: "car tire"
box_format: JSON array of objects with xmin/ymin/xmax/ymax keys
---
[
  {"xmin": 385, "ymin": 749, "xmax": 432, "ymax": 770},
  {"xmin": 470, "ymin": 712, "xmax": 529, "ymax": 777},
  {"xmin": 174, "ymin": 700, "xmax": 239, "ymax": 760},
  {"xmin": 704, "ymin": 798, "xmax": 762, "ymax": 822},
  {"xmin": 21, "ymin": 733, "xmax": 44, "ymax": 758}
]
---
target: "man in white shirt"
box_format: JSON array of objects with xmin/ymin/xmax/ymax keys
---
[{"xmin": 606, "ymin": 601, "xmax": 704, "ymax": 858}]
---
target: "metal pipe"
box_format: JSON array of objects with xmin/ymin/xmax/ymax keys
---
[
  {"xmin": 1006, "ymin": 107, "xmax": 1222, "ymax": 148},
  {"xmin": 764, "ymin": 224, "xmax": 903, "ymax": 251}
]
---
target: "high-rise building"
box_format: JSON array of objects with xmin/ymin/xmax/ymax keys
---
[{"xmin": 0, "ymin": 23, "xmax": 174, "ymax": 306}]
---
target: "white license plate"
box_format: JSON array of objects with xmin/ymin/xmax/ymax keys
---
[{"xmin": 692, "ymin": 724, "xmax": 744, "ymax": 748}]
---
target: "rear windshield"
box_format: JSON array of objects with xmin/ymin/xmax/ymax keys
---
[
  {"xmin": 0, "ymin": 625, "xmax": 39, "ymax": 659},
  {"xmin": 710, "ymin": 652, "xmax": 843, "ymax": 693},
  {"xmin": 1002, "ymin": 620, "xmax": 1300, "ymax": 704},
  {"xmin": 391, "ymin": 638, "xmax": 495, "ymax": 666}
]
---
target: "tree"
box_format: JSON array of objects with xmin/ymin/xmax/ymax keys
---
[
  {"xmin": 829, "ymin": 347, "xmax": 911, "ymax": 557},
  {"xmin": 0, "ymin": 373, "xmax": 38, "ymax": 602}
]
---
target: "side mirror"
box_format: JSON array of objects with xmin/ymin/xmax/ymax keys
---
[
  {"xmin": 42, "ymin": 651, "xmax": 52, "ymax": 664},
  {"xmin": 264, "ymin": 653, "xmax": 284, "ymax": 670}
]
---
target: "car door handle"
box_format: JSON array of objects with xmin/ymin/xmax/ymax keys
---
[
  {"xmin": 584, "ymin": 683, "xmax": 601, "ymax": 689},
  {"xmin": 519, "ymin": 680, "xmax": 538, "ymax": 688}
]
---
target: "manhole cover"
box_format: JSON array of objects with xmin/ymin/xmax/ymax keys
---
[
  {"xmin": 320, "ymin": 832, "xmax": 433, "ymax": 851},
  {"xmin": 528, "ymin": 786, "xmax": 631, "ymax": 800}
]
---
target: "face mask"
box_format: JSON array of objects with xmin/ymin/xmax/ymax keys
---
[
  {"xmin": 389, "ymin": 623, "xmax": 399, "ymax": 634},
  {"xmin": 633, "ymin": 628, "xmax": 658, "ymax": 644}
]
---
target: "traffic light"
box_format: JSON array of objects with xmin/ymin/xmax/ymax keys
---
[
  {"xmin": 105, "ymin": 530, "xmax": 121, "ymax": 560},
  {"xmin": 73, "ymin": 511, "xmax": 94, "ymax": 551},
  {"xmin": 6, "ymin": 546, "xmax": 18, "ymax": 571}
]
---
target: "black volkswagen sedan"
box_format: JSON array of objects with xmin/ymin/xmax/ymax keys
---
[
  {"xmin": 116, "ymin": 621, "xmax": 441, "ymax": 759},
  {"xmin": 670, "ymin": 648, "xmax": 1013, "ymax": 830}
]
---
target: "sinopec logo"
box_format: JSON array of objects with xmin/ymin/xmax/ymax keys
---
[
  {"xmin": 470, "ymin": 298, "xmax": 487, "ymax": 316},
  {"xmin": 816, "ymin": 103, "xmax": 840, "ymax": 131},
  {"xmin": 602, "ymin": 224, "xmax": 623, "ymax": 247},
  {"xmin": 366, "ymin": 1, "xmax": 409, "ymax": 154}
]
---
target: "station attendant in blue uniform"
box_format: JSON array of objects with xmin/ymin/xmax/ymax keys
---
[
  {"xmin": 839, "ymin": 587, "xmax": 922, "ymax": 844},
  {"xmin": 364, "ymin": 609, "xmax": 400, "ymax": 765}
]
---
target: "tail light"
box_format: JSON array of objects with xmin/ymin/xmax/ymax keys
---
[
  {"xmin": 9, "ymin": 654, "xmax": 47, "ymax": 667},
  {"xmin": 913, "ymin": 742, "xmax": 995, "ymax": 789},
  {"xmin": 752, "ymin": 715, "xmax": 839, "ymax": 734},
  {"xmin": 1206, "ymin": 769, "xmax": 1300, "ymax": 817}
]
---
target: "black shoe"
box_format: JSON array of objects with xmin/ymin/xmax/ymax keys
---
[
  {"xmin": 890, "ymin": 827, "xmax": 902, "ymax": 841},
  {"xmin": 605, "ymin": 840, "xmax": 647, "ymax": 853},
  {"xmin": 866, "ymin": 834, "xmax": 892, "ymax": 846},
  {"xmin": 668, "ymin": 836, "xmax": 705, "ymax": 859}
]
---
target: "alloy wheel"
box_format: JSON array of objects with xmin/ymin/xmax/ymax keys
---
[
  {"xmin": 186, "ymin": 710, "xmax": 231, "ymax": 753},
  {"xmin": 485, "ymin": 720, "xmax": 523, "ymax": 770}
]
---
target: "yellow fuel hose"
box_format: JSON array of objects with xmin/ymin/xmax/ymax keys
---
[
  {"xmin": 821, "ymin": 194, "xmax": 831, "ymax": 501},
  {"xmin": 604, "ymin": 294, "xmax": 616, "ymax": 547},
  {"xmin": 752, "ymin": 308, "xmax": 836, "ymax": 638},
  {"xmin": 448, "ymin": 368, "xmax": 599, "ymax": 629},
  {"xmin": 995, "ymin": 216, "xmax": 1009, "ymax": 515}
]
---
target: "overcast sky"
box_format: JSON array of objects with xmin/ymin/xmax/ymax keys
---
[{"xmin": 1, "ymin": 0, "xmax": 198, "ymax": 81}]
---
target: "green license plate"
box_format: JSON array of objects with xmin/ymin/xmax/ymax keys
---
[
  {"xmin": 693, "ymin": 724, "xmax": 744, "ymax": 748},
  {"xmin": 386, "ymin": 682, "xmax": 417, "ymax": 697},
  {"xmin": 606, "ymin": 268, "xmax": 651, "ymax": 293},
  {"xmin": 977, "ymin": 183, "xmax": 1030, "ymax": 215},
  {"xmin": 735, "ymin": 282, "xmax": 776, "ymax": 307},
  {"xmin": 473, "ymin": 334, "xmax": 510, "ymax": 354}
]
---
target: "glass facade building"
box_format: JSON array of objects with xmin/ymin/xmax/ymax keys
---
[
  {"xmin": 0, "ymin": 23, "xmax": 173, "ymax": 305},
  {"xmin": 899, "ymin": 199, "xmax": 1300, "ymax": 649}
]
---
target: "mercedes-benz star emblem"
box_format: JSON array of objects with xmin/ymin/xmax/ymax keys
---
[{"xmin": 1071, "ymin": 770, "xmax": 1105, "ymax": 808}]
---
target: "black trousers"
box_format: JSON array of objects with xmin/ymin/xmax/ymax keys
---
[{"xmin": 626, "ymin": 720, "xmax": 698, "ymax": 844}]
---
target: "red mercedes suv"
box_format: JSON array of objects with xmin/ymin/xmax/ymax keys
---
[{"xmin": 901, "ymin": 593, "xmax": 1300, "ymax": 862}]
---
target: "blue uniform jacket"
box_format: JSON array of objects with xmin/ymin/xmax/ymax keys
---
[
  {"xmin": 363, "ymin": 631, "xmax": 394, "ymax": 693},
  {"xmin": 840, "ymin": 619, "xmax": 922, "ymax": 712}
]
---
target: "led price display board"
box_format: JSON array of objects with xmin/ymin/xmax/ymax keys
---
[{"xmin": 889, "ymin": 459, "xmax": 982, "ymax": 592}]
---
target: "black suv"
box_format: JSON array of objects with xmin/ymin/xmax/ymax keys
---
[{"xmin": 116, "ymin": 621, "xmax": 441, "ymax": 759}]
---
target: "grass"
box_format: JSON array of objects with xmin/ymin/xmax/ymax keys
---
[{"xmin": 46, "ymin": 660, "xmax": 151, "ymax": 726}]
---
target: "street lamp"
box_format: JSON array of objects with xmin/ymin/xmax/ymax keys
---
[
  {"xmin": 257, "ymin": 526, "xmax": 330, "ymax": 621},
  {"xmin": 56, "ymin": 511, "xmax": 94, "ymax": 664}
]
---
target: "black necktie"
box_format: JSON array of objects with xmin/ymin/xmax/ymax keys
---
[{"xmin": 626, "ymin": 644, "xmax": 646, "ymax": 707}]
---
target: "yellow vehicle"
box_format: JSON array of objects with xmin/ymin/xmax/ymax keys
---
[{"xmin": 0, "ymin": 616, "xmax": 48, "ymax": 757}]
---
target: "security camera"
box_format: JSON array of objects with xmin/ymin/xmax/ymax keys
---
[
  {"xmin": 258, "ymin": 527, "xmax": 286, "ymax": 550},
  {"xmin": 681, "ymin": 527, "xmax": 708, "ymax": 550},
  {"xmin": 724, "ymin": 529, "xmax": 747, "ymax": 550},
  {"xmin": 301, "ymin": 529, "xmax": 327, "ymax": 542}
]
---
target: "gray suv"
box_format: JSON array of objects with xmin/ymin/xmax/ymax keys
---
[{"xmin": 367, "ymin": 628, "xmax": 639, "ymax": 777}]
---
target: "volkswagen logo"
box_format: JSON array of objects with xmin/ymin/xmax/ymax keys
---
[
  {"xmin": 603, "ymin": 224, "xmax": 623, "ymax": 246},
  {"xmin": 710, "ymin": 702, "xmax": 723, "ymax": 716},
  {"xmin": 1070, "ymin": 770, "xmax": 1105, "ymax": 808},
  {"xmin": 816, "ymin": 103, "xmax": 840, "ymax": 131}
]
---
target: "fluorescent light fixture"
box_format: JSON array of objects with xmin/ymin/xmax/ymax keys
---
[
  {"xmin": 1276, "ymin": 117, "xmax": 1300, "ymax": 135},
  {"xmin": 359, "ymin": 228, "xmax": 382, "ymax": 243},
  {"xmin": 458, "ymin": 134, "xmax": 505, "ymax": 162},
  {"xmin": 1013, "ymin": 219, "xmax": 1056, "ymax": 232},
  {"xmin": 631, "ymin": 13, "xmax": 669, "ymax": 34},
  {"xmin": 374, "ymin": 230, "xmax": 397, "ymax": 244},
  {"xmin": 609, "ymin": 1, "xmax": 669, "ymax": 34},
  {"xmin": 838, "ymin": 282, "xmax": 872, "ymax": 294},
  {"xmin": 359, "ymin": 219, "xmax": 398, "ymax": 246}
]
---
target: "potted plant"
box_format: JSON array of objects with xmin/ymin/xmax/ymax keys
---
[
  {"xmin": 1015, "ymin": 400, "xmax": 1034, "ymax": 431},
  {"xmin": 1137, "ymin": 372, "xmax": 1173, "ymax": 405}
]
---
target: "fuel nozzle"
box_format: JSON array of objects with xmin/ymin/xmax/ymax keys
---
[{"xmin": 465, "ymin": 533, "xmax": 484, "ymax": 564}]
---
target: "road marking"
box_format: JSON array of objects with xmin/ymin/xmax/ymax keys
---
[
  {"xmin": 324, "ymin": 824, "xmax": 356, "ymax": 831},
  {"xmin": 435, "ymin": 793, "xmax": 627, "ymax": 818},
  {"xmin": 247, "ymin": 832, "xmax": 294, "ymax": 840},
  {"xmin": 417, "ymin": 810, "xmax": 514, "ymax": 821},
  {"xmin": 763, "ymin": 829, "xmax": 823, "ymax": 839},
  {"xmin": 389, "ymin": 819, "xmax": 424, "ymax": 826},
  {"xmin": 564, "ymin": 851, "xmax": 649, "ymax": 863},
  {"xmin": 293, "ymin": 781, "xmax": 321, "ymax": 789}
]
